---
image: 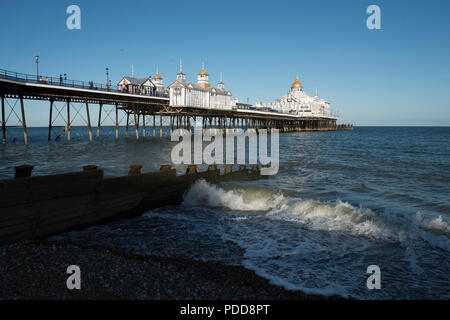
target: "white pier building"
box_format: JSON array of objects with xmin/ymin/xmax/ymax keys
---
[
  {"xmin": 255, "ymin": 75, "xmax": 331, "ymax": 117},
  {"xmin": 168, "ymin": 63, "xmax": 234, "ymax": 110}
]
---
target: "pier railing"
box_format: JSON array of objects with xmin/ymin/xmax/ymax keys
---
[{"xmin": 0, "ymin": 69, "xmax": 168, "ymax": 98}]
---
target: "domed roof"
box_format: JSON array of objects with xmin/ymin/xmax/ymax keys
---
[
  {"xmin": 198, "ymin": 69, "xmax": 208, "ymax": 76},
  {"xmin": 153, "ymin": 74, "xmax": 162, "ymax": 80},
  {"xmin": 291, "ymin": 75, "xmax": 303, "ymax": 88}
]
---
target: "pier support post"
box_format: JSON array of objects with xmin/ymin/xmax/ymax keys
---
[
  {"xmin": 20, "ymin": 96, "xmax": 28, "ymax": 145},
  {"xmin": 133, "ymin": 106, "xmax": 139, "ymax": 140},
  {"xmin": 202, "ymin": 117, "xmax": 205, "ymax": 134},
  {"xmin": 115, "ymin": 103, "xmax": 119, "ymax": 140},
  {"xmin": 48, "ymin": 99, "xmax": 53, "ymax": 141},
  {"xmin": 159, "ymin": 115, "xmax": 162, "ymax": 137},
  {"xmin": 142, "ymin": 113, "xmax": 146, "ymax": 137},
  {"xmin": 97, "ymin": 103, "xmax": 103, "ymax": 138},
  {"xmin": 152, "ymin": 114, "xmax": 155, "ymax": 136},
  {"xmin": 85, "ymin": 100, "xmax": 92, "ymax": 141},
  {"xmin": 170, "ymin": 115, "xmax": 173, "ymax": 135},
  {"xmin": 1, "ymin": 94, "xmax": 6, "ymax": 144},
  {"xmin": 66, "ymin": 99, "xmax": 71, "ymax": 142},
  {"xmin": 125, "ymin": 112, "xmax": 129, "ymax": 138}
]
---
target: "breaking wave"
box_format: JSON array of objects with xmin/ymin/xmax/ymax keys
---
[
  {"xmin": 183, "ymin": 179, "xmax": 285, "ymax": 211},
  {"xmin": 180, "ymin": 180, "xmax": 450, "ymax": 298},
  {"xmin": 182, "ymin": 180, "xmax": 450, "ymax": 250}
]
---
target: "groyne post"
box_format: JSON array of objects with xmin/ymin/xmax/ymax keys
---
[
  {"xmin": 128, "ymin": 164, "xmax": 142, "ymax": 175},
  {"xmin": 14, "ymin": 165, "xmax": 34, "ymax": 178}
]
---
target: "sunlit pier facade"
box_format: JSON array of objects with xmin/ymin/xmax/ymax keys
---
[
  {"xmin": 255, "ymin": 75, "xmax": 332, "ymax": 117},
  {"xmin": 168, "ymin": 63, "xmax": 234, "ymax": 110}
]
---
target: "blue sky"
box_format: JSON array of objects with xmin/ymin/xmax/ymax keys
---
[{"xmin": 0, "ymin": 0, "xmax": 449, "ymax": 126}]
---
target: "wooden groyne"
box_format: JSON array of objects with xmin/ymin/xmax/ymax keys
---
[{"xmin": 0, "ymin": 164, "xmax": 263, "ymax": 245}]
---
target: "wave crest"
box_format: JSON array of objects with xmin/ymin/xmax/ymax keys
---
[
  {"xmin": 182, "ymin": 180, "xmax": 450, "ymax": 250},
  {"xmin": 183, "ymin": 179, "xmax": 285, "ymax": 211}
]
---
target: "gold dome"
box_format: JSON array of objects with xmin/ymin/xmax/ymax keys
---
[
  {"xmin": 291, "ymin": 75, "xmax": 303, "ymax": 88},
  {"xmin": 153, "ymin": 74, "xmax": 162, "ymax": 80},
  {"xmin": 198, "ymin": 69, "xmax": 208, "ymax": 76}
]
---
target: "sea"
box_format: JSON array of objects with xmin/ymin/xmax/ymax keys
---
[{"xmin": 1, "ymin": 126, "xmax": 449, "ymax": 299}]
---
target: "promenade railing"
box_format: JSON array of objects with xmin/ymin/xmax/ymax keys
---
[{"xmin": 0, "ymin": 69, "xmax": 168, "ymax": 98}]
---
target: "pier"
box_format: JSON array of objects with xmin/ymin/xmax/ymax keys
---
[{"xmin": 0, "ymin": 69, "xmax": 349, "ymax": 145}]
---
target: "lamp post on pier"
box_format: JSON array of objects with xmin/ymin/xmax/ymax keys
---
[
  {"xmin": 35, "ymin": 55, "xmax": 39, "ymax": 81},
  {"xmin": 106, "ymin": 67, "xmax": 109, "ymax": 89}
]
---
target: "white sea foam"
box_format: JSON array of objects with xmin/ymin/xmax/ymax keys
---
[
  {"xmin": 241, "ymin": 260, "xmax": 351, "ymax": 298},
  {"xmin": 180, "ymin": 180, "xmax": 450, "ymax": 298},
  {"xmin": 183, "ymin": 179, "xmax": 285, "ymax": 211},
  {"xmin": 419, "ymin": 214, "xmax": 450, "ymax": 234},
  {"xmin": 266, "ymin": 200, "xmax": 395, "ymax": 240},
  {"xmin": 183, "ymin": 180, "xmax": 450, "ymax": 250}
]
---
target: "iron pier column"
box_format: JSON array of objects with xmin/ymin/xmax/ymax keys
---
[
  {"xmin": 1, "ymin": 94, "xmax": 6, "ymax": 144},
  {"xmin": 85, "ymin": 100, "xmax": 92, "ymax": 141},
  {"xmin": 20, "ymin": 96, "xmax": 28, "ymax": 145},
  {"xmin": 48, "ymin": 99, "xmax": 53, "ymax": 141}
]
